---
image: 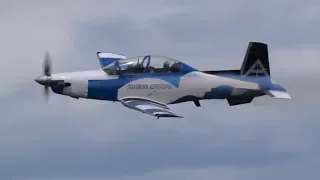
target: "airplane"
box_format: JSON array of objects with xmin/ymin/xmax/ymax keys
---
[{"xmin": 35, "ymin": 42, "xmax": 291, "ymax": 118}]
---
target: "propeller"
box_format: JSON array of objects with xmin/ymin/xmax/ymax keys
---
[
  {"xmin": 43, "ymin": 52, "xmax": 52, "ymax": 102},
  {"xmin": 35, "ymin": 52, "xmax": 72, "ymax": 103},
  {"xmin": 35, "ymin": 52, "xmax": 52, "ymax": 102}
]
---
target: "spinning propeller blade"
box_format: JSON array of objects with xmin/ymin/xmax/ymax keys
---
[
  {"xmin": 43, "ymin": 52, "xmax": 52, "ymax": 102},
  {"xmin": 43, "ymin": 86, "xmax": 49, "ymax": 102},
  {"xmin": 44, "ymin": 52, "xmax": 52, "ymax": 76},
  {"xmin": 35, "ymin": 52, "xmax": 53, "ymax": 102}
]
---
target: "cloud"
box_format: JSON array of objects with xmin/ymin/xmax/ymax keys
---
[
  {"xmin": 1, "ymin": 0, "xmax": 320, "ymax": 180},
  {"xmin": 73, "ymin": 0, "xmax": 320, "ymax": 74}
]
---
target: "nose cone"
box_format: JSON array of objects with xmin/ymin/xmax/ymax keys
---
[{"xmin": 35, "ymin": 76, "xmax": 48, "ymax": 85}]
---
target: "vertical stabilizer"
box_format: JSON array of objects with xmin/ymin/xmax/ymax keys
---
[{"xmin": 240, "ymin": 42, "xmax": 270, "ymax": 77}]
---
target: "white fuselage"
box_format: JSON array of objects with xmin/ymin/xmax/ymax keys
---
[{"xmin": 50, "ymin": 70, "xmax": 261, "ymax": 104}]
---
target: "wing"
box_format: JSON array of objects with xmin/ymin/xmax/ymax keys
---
[
  {"xmin": 119, "ymin": 97, "xmax": 183, "ymax": 118},
  {"xmin": 97, "ymin": 52, "xmax": 126, "ymax": 68}
]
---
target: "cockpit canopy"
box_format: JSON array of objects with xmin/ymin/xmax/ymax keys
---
[{"xmin": 103, "ymin": 55, "xmax": 195, "ymax": 75}]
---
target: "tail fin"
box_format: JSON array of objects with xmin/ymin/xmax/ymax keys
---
[
  {"xmin": 240, "ymin": 42, "xmax": 270, "ymax": 77},
  {"xmin": 240, "ymin": 42, "xmax": 291, "ymax": 99},
  {"xmin": 224, "ymin": 42, "xmax": 291, "ymax": 105}
]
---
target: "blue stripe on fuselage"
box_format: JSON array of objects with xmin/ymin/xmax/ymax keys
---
[
  {"xmin": 88, "ymin": 78, "xmax": 129, "ymax": 101},
  {"xmin": 169, "ymin": 85, "xmax": 265, "ymax": 105},
  {"xmin": 169, "ymin": 85, "xmax": 235, "ymax": 104},
  {"xmin": 87, "ymin": 73, "xmax": 185, "ymax": 101}
]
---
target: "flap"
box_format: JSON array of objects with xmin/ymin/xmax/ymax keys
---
[
  {"xmin": 97, "ymin": 52, "xmax": 126, "ymax": 68},
  {"xmin": 119, "ymin": 97, "xmax": 183, "ymax": 118}
]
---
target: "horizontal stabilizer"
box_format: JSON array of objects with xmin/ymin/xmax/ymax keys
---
[{"xmin": 265, "ymin": 90, "xmax": 291, "ymax": 99}]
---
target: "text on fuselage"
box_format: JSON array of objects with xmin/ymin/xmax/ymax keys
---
[{"xmin": 127, "ymin": 83, "xmax": 172, "ymax": 89}]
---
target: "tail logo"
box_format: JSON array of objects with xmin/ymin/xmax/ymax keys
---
[{"xmin": 244, "ymin": 59, "xmax": 269, "ymax": 77}]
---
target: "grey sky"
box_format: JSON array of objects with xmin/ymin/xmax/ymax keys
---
[{"xmin": 0, "ymin": 0, "xmax": 320, "ymax": 179}]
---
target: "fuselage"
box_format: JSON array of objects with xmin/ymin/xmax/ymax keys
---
[{"xmin": 49, "ymin": 69, "xmax": 265, "ymax": 104}]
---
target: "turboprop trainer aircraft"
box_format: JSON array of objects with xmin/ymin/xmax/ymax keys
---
[{"xmin": 35, "ymin": 42, "xmax": 291, "ymax": 118}]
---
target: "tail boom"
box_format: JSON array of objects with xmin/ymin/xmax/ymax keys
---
[{"xmin": 201, "ymin": 41, "xmax": 291, "ymax": 105}]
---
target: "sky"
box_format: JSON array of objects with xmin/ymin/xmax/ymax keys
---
[{"xmin": 0, "ymin": 0, "xmax": 320, "ymax": 179}]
